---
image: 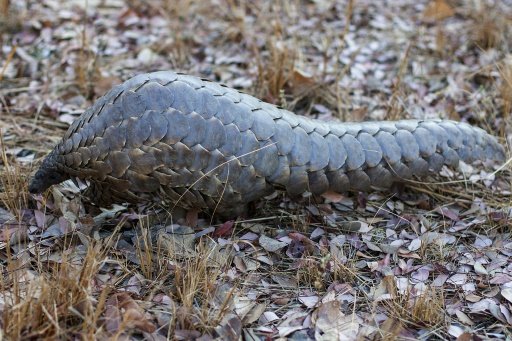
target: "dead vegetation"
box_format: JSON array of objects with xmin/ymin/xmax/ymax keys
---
[
  {"xmin": 1, "ymin": 241, "xmax": 108, "ymax": 339},
  {"xmin": 0, "ymin": 0, "xmax": 511, "ymax": 339},
  {"xmin": 376, "ymin": 276, "xmax": 446, "ymax": 339}
]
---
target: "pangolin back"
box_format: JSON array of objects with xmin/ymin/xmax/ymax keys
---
[{"xmin": 29, "ymin": 71, "xmax": 506, "ymax": 217}]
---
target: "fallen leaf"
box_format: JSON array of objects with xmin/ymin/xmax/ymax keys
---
[
  {"xmin": 457, "ymin": 332, "xmax": 479, "ymax": 341},
  {"xmin": 234, "ymin": 297, "xmax": 256, "ymax": 319},
  {"xmin": 473, "ymin": 235, "xmax": 492, "ymax": 248},
  {"xmin": 215, "ymin": 314, "xmax": 242, "ymax": 340},
  {"xmin": 436, "ymin": 206, "xmax": 460, "ymax": 221},
  {"xmin": 321, "ymin": 191, "xmax": 345, "ymax": 203},
  {"xmin": 272, "ymin": 274, "xmax": 298, "ymax": 288},
  {"xmin": 287, "ymin": 232, "xmax": 316, "ymax": 258},
  {"xmin": 242, "ymin": 303, "xmax": 266, "ymax": 324},
  {"xmin": 379, "ymin": 317, "xmax": 404, "ymax": 340},
  {"xmin": 423, "ymin": 0, "xmax": 455, "ymax": 21},
  {"xmin": 313, "ymin": 301, "xmax": 361, "ymax": 340},
  {"xmin": 455, "ymin": 310, "xmax": 474, "ymax": 326},
  {"xmin": 174, "ymin": 329, "xmax": 201, "ymax": 339},
  {"xmin": 448, "ymin": 273, "xmax": 467, "ymax": 285},
  {"xmin": 103, "ymin": 292, "xmax": 156, "ymax": 334},
  {"xmin": 310, "ymin": 227, "xmax": 325, "ymax": 240},
  {"xmin": 490, "ymin": 273, "xmax": 512, "ymax": 285},
  {"xmin": 408, "ymin": 238, "xmax": 422, "ymax": 251},
  {"xmin": 259, "ymin": 234, "xmax": 288, "ymax": 252},
  {"xmin": 278, "ymin": 325, "xmax": 306, "ymax": 338},
  {"xmin": 289, "ymin": 68, "xmax": 316, "ymax": 95},
  {"xmin": 298, "ymin": 295, "xmax": 319, "ymax": 308},
  {"xmin": 502, "ymin": 288, "xmax": 512, "ymax": 304},
  {"xmin": 432, "ymin": 274, "xmax": 449, "ymax": 287},
  {"xmin": 473, "ymin": 262, "xmax": 488, "ymax": 275},
  {"xmin": 448, "ymin": 324, "xmax": 464, "ymax": 338},
  {"xmin": 261, "ymin": 311, "xmax": 280, "ymax": 323},
  {"xmin": 234, "ymin": 255, "xmax": 259, "ymax": 272},
  {"xmin": 214, "ymin": 220, "xmax": 235, "ymax": 237},
  {"xmin": 157, "ymin": 225, "xmax": 195, "ymax": 258}
]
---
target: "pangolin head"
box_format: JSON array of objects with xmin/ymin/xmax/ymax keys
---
[{"xmin": 28, "ymin": 150, "xmax": 68, "ymax": 194}]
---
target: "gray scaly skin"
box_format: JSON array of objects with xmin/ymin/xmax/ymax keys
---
[{"xmin": 29, "ymin": 71, "xmax": 506, "ymax": 217}]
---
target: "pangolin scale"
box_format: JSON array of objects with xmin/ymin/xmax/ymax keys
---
[{"xmin": 29, "ymin": 71, "xmax": 505, "ymax": 217}]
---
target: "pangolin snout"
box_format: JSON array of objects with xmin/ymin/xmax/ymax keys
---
[{"xmin": 28, "ymin": 167, "xmax": 67, "ymax": 194}]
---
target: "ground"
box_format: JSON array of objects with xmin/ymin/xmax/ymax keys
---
[{"xmin": 0, "ymin": 0, "xmax": 511, "ymax": 340}]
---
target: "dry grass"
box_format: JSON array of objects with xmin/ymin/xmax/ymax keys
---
[
  {"xmin": 133, "ymin": 217, "xmax": 235, "ymax": 335},
  {"xmin": 498, "ymin": 57, "xmax": 512, "ymax": 120},
  {"xmin": 74, "ymin": 12, "xmax": 101, "ymax": 100},
  {"xmin": 296, "ymin": 253, "xmax": 359, "ymax": 292},
  {"xmin": 1, "ymin": 241, "xmax": 109, "ymax": 339},
  {"xmin": 377, "ymin": 276, "xmax": 445, "ymax": 338},
  {"xmin": 469, "ymin": 2, "xmax": 510, "ymax": 50},
  {"xmin": 0, "ymin": 0, "xmax": 22, "ymax": 35},
  {"xmin": 0, "ymin": 218, "xmax": 235, "ymax": 339},
  {"xmin": 0, "ymin": 132, "xmax": 28, "ymax": 222},
  {"xmin": 170, "ymin": 241, "xmax": 234, "ymax": 333},
  {"xmin": 386, "ymin": 43, "xmax": 412, "ymax": 121},
  {"xmin": 0, "ymin": 44, "xmax": 16, "ymax": 83},
  {"xmin": 254, "ymin": 37, "xmax": 297, "ymax": 106}
]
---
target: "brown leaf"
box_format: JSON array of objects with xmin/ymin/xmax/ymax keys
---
[
  {"xmin": 104, "ymin": 292, "xmax": 156, "ymax": 334},
  {"xmin": 271, "ymin": 294, "xmax": 290, "ymax": 305},
  {"xmin": 287, "ymin": 232, "xmax": 316, "ymax": 258},
  {"xmin": 94, "ymin": 76, "xmax": 122, "ymax": 97},
  {"xmin": 321, "ymin": 190, "xmax": 345, "ymax": 203},
  {"xmin": 436, "ymin": 206, "xmax": 460, "ymax": 221},
  {"xmin": 380, "ymin": 317, "xmax": 404, "ymax": 340},
  {"xmin": 351, "ymin": 107, "xmax": 368, "ymax": 122},
  {"xmin": 0, "ymin": 226, "xmax": 25, "ymax": 243},
  {"xmin": 457, "ymin": 332, "xmax": 483, "ymax": 341},
  {"xmin": 104, "ymin": 303, "xmax": 121, "ymax": 334},
  {"xmin": 288, "ymin": 232, "xmax": 314, "ymax": 246},
  {"xmin": 271, "ymin": 274, "xmax": 298, "ymax": 288},
  {"xmin": 174, "ymin": 330, "xmax": 202, "ymax": 339},
  {"xmin": 423, "ymin": 0, "xmax": 455, "ymax": 21},
  {"xmin": 289, "ymin": 69, "xmax": 316, "ymax": 95},
  {"xmin": 213, "ymin": 220, "xmax": 234, "ymax": 237}
]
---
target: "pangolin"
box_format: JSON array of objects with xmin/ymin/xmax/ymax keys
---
[{"xmin": 29, "ymin": 71, "xmax": 506, "ymax": 217}]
